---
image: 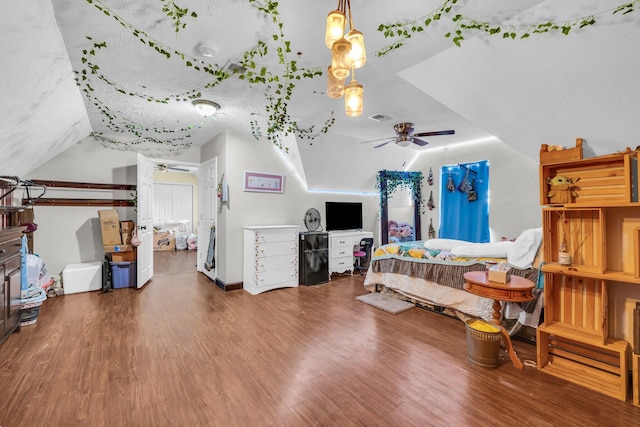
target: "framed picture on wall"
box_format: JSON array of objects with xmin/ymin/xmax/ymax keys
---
[{"xmin": 243, "ymin": 171, "xmax": 285, "ymax": 193}]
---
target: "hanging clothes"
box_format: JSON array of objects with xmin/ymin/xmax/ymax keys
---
[{"xmin": 205, "ymin": 225, "xmax": 216, "ymax": 271}]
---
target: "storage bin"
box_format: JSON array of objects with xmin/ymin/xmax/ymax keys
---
[
  {"xmin": 110, "ymin": 261, "xmax": 137, "ymax": 289},
  {"xmin": 465, "ymin": 319, "xmax": 502, "ymax": 368},
  {"xmin": 62, "ymin": 262, "xmax": 103, "ymax": 294}
]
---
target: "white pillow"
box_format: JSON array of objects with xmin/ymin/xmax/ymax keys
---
[
  {"xmin": 451, "ymin": 241, "xmax": 513, "ymax": 258},
  {"xmin": 507, "ymin": 228, "xmax": 543, "ymax": 269},
  {"xmin": 424, "ymin": 238, "xmax": 473, "ymax": 251}
]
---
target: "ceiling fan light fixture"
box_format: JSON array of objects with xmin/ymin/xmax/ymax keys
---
[
  {"xmin": 346, "ymin": 29, "xmax": 366, "ymax": 68},
  {"xmin": 396, "ymin": 134, "xmax": 411, "ymax": 148},
  {"xmin": 327, "ymin": 65, "xmax": 345, "ymax": 99},
  {"xmin": 344, "ymin": 78, "xmax": 363, "ymax": 117},
  {"xmin": 192, "ymin": 99, "xmax": 220, "ymax": 116},
  {"xmin": 325, "ymin": 9, "xmax": 346, "ymax": 48}
]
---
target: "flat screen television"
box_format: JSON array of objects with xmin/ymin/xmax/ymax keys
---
[{"xmin": 325, "ymin": 201, "xmax": 363, "ymax": 231}]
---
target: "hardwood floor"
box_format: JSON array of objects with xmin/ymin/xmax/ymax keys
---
[{"xmin": 1, "ymin": 250, "xmax": 639, "ymax": 426}]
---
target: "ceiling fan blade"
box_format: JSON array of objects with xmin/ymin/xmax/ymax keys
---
[
  {"xmin": 413, "ymin": 130, "xmax": 455, "ymax": 137},
  {"xmin": 168, "ymin": 166, "xmax": 189, "ymax": 172},
  {"xmin": 361, "ymin": 136, "xmax": 395, "ymax": 144},
  {"xmin": 374, "ymin": 140, "xmax": 392, "ymax": 149},
  {"xmin": 412, "ymin": 138, "xmax": 428, "ymax": 146}
]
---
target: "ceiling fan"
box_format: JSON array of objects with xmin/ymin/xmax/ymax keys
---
[
  {"xmin": 155, "ymin": 163, "xmax": 190, "ymax": 173},
  {"xmin": 362, "ymin": 122, "xmax": 455, "ymax": 149}
]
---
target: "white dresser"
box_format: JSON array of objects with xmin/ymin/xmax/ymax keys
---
[
  {"xmin": 243, "ymin": 225, "xmax": 300, "ymax": 295},
  {"xmin": 328, "ymin": 230, "xmax": 374, "ymax": 275}
]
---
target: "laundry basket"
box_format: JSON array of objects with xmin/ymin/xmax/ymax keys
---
[{"xmin": 465, "ymin": 319, "xmax": 502, "ymax": 368}]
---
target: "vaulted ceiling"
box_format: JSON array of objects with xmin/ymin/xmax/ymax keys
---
[{"xmin": 2, "ymin": 1, "xmax": 639, "ymax": 191}]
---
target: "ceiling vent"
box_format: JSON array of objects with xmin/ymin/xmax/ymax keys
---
[
  {"xmin": 228, "ymin": 63, "xmax": 247, "ymax": 73},
  {"xmin": 368, "ymin": 114, "xmax": 392, "ymax": 122}
]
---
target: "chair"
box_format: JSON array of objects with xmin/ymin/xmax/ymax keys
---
[{"xmin": 353, "ymin": 237, "xmax": 374, "ymax": 275}]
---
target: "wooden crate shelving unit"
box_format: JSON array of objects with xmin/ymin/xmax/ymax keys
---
[
  {"xmin": 634, "ymin": 353, "xmax": 640, "ymax": 406},
  {"xmin": 538, "ymin": 146, "xmax": 640, "ymax": 402}
]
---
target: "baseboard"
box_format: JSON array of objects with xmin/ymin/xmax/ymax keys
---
[{"xmin": 215, "ymin": 278, "xmax": 242, "ymax": 292}]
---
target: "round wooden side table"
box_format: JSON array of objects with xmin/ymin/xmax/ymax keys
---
[{"xmin": 463, "ymin": 271, "xmax": 535, "ymax": 370}]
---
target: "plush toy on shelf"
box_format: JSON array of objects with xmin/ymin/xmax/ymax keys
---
[{"xmin": 546, "ymin": 174, "xmax": 579, "ymax": 204}]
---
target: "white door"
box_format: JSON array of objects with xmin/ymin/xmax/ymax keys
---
[
  {"xmin": 197, "ymin": 157, "xmax": 217, "ymax": 281},
  {"xmin": 137, "ymin": 152, "xmax": 154, "ymax": 288}
]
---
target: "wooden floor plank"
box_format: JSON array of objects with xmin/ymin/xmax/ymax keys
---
[{"xmin": 1, "ymin": 250, "xmax": 639, "ymax": 426}]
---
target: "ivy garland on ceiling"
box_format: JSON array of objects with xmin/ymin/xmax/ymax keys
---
[
  {"xmin": 376, "ymin": 0, "xmax": 640, "ymax": 54},
  {"xmin": 80, "ymin": 0, "xmax": 334, "ymax": 151},
  {"xmin": 376, "ymin": 170, "xmax": 425, "ymax": 215}
]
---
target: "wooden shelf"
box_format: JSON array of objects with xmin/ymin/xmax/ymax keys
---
[
  {"xmin": 538, "ymin": 145, "xmax": 639, "ymax": 403},
  {"xmin": 537, "ymin": 328, "xmax": 629, "ymax": 401},
  {"xmin": 541, "ymin": 263, "xmax": 640, "ymax": 285},
  {"xmin": 634, "ymin": 353, "xmax": 640, "ymax": 407}
]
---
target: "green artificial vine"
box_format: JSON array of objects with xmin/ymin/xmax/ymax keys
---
[
  {"xmin": 80, "ymin": 0, "xmax": 333, "ymax": 151},
  {"xmin": 376, "ymin": 170, "xmax": 425, "ymax": 214},
  {"xmin": 160, "ymin": 0, "xmax": 198, "ymax": 34},
  {"xmin": 377, "ymin": 0, "xmax": 639, "ymax": 54}
]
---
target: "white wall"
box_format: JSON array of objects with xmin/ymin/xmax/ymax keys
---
[
  {"xmin": 25, "ymin": 137, "xmax": 200, "ymax": 274},
  {"xmin": 201, "ymin": 131, "xmax": 378, "ymax": 285}
]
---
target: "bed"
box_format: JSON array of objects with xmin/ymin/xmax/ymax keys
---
[{"xmin": 363, "ymin": 228, "xmax": 544, "ymax": 327}]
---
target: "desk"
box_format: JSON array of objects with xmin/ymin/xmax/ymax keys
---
[{"xmin": 463, "ymin": 271, "xmax": 535, "ymax": 370}]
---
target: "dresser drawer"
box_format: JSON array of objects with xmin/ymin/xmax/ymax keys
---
[
  {"xmin": 330, "ymin": 246, "xmax": 353, "ymax": 259},
  {"xmin": 329, "ymin": 256, "xmax": 354, "ymax": 271},
  {"xmin": 251, "ymin": 228, "xmax": 298, "ymax": 244},
  {"xmin": 253, "ymin": 254, "xmax": 297, "ymax": 272},
  {"xmin": 254, "ymin": 241, "xmax": 297, "ymax": 258},
  {"xmin": 253, "ymin": 268, "xmax": 298, "ymax": 289}
]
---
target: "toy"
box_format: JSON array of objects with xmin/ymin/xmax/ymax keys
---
[
  {"xmin": 396, "ymin": 221, "xmax": 414, "ymax": 242},
  {"xmin": 547, "ymin": 174, "xmax": 579, "ymax": 204},
  {"xmin": 388, "ymin": 220, "xmax": 400, "ymax": 243}
]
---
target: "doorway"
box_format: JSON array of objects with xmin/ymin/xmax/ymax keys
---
[{"xmin": 151, "ymin": 161, "xmax": 199, "ymax": 274}]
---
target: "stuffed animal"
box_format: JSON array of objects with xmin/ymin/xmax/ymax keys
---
[
  {"xmin": 396, "ymin": 221, "xmax": 414, "ymax": 242},
  {"xmin": 388, "ymin": 220, "xmax": 400, "ymax": 243},
  {"xmin": 547, "ymin": 175, "xmax": 579, "ymax": 204}
]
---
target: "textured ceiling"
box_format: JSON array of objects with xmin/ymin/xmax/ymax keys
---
[{"xmin": 2, "ymin": 0, "xmax": 639, "ymax": 191}]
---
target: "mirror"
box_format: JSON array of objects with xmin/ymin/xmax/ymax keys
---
[{"xmin": 377, "ymin": 170, "xmax": 423, "ymax": 245}]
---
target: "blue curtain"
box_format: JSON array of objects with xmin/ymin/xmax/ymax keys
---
[{"xmin": 438, "ymin": 161, "xmax": 489, "ymax": 242}]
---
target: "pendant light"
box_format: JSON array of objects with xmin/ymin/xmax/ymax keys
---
[
  {"xmin": 331, "ymin": 37, "xmax": 352, "ymax": 79},
  {"xmin": 325, "ymin": 7, "xmax": 346, "ymax": 48},
  {"xmin": 327, "ymin": 65, "xmax": 345, "ymax": 99},
  {"xmin": 324, "ymin": 0, "xmax": 366, "ymax": 116},
  {"xmin": 346, "ymin": 29, "xmax": 366, "ymax": 69},
  {"xmin": 344, "ymin": 68, "xmax": 363, "ymax": 117}
]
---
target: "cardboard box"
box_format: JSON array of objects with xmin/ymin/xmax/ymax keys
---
[
  {"xmin": 111, "ymin": 251, "xmax": 136, "ymax": 262},
  {"xmin": 98, "ymin": 209, "xmax": 122, "ymax": 246},
  {"xmin": 153, "ymin": 231, "xmax": 176, "ymax": 251},
  {"xmin": 120, "ymin": 220, "xmax": 135, "ymax": 245},
  {"xmin": 488, "ymin": 264, "xmax": 511, "ymax": 283}
]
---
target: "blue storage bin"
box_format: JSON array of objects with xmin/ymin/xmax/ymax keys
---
[{"xmin": 110, "ymin": 261, "xmax": 137, "ymax": 289}]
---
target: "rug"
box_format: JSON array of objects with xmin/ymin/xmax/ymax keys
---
[{"xmin": 356, "ymin": 292, "xmax": 415, "ymax": 314}]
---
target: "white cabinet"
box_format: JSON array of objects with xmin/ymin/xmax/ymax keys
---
[
  {"xmin": 243, "ymin": 225, "xmax": 299, "ymax": 295},
  {"xmin": 328, "ymin": 230, "xmax": 374, "ymax": 275}
]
